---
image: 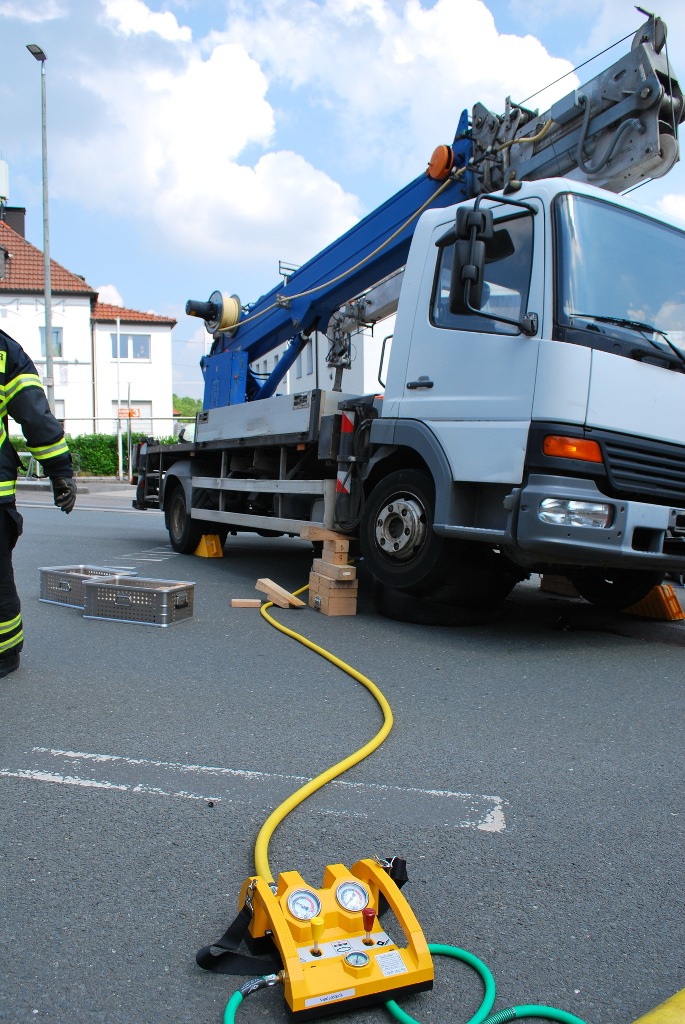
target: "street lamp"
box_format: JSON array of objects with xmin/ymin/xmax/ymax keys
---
[{"xmin": 26, "ymin": 43, "xmax": 55, "ymax": 413}]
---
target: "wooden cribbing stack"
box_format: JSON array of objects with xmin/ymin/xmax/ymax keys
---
[{"xmin": 300, "ymin": 524, "xmax": 357, "ymax": 616}]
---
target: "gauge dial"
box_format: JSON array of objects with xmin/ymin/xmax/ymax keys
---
[
  {"xmin": 287, "ymin": 888, "xmax": 322, "ymax": 921},
  {"xmin": 335, "ymin": 880, "xmax": 369, "ymax": 912},
  {"xmin": 345, "ymin": 951, "xmax": 370, "ymax": 968}
]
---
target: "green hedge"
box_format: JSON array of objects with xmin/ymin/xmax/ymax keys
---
[{"xmin": 10, "ymin": 432, "xmax": 176, "ymax": 477}]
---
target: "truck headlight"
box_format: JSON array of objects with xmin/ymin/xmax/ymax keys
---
[{"xmin": 538, "ymin": 498, "xmax": 613, "ymax": 529}]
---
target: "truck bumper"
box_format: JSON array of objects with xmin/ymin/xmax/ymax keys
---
[{"xmin": 513, "ymin": 474, "xmax": 685, "ymax": 570}]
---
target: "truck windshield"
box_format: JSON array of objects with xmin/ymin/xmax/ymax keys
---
[{"xmin": 555, "ymin": 193, "xmax": 685, "ymax": 363}]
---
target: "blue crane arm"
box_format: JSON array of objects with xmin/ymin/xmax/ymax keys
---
[{"xmin": 195, "ymin": 112, "xmax": 473, "ymax": 408}]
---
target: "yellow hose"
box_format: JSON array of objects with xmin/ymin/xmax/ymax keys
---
[{"xmin": 254, "ymin": 587, "xmax": 393, "ymax": 884}]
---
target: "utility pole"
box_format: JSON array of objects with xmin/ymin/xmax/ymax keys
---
[{"xmin": 26, "ymin": 44, "xmax": 55, "ymax": 413}]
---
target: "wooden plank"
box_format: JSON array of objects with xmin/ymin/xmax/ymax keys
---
[
  {"xmin": 255, "ymin": 578, "xmax": 306, "ymax": 608},
  {"xmin": 300, "ymin": 524, "xmax": 352, "ymax": 542},
  {"xmin": 230, "ymin": 598, "xmax": 262, "ymax": 608},
  {"xmin": 312, "ymin": 558, "xmax": 356, "ymax": 582}
]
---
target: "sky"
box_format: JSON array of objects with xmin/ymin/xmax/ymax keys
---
[{"xmin": 2, "ymin": 0, "xmax": 685, "ymax": 397}]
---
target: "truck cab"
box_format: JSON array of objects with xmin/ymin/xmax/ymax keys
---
[{"xmin": 361, "ymin": 179, "xmax": 685, "ymax": 608}]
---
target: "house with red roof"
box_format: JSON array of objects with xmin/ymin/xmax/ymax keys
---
[{"xmin": 0, "ymin": 207, "xmax": 175, "ymax": 436}]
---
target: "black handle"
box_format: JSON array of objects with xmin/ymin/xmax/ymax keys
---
[{"xmin": 406, "ymin": 379, "xmax": 434, "ymax": 390}]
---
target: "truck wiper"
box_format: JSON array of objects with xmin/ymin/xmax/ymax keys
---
[{"xmin": 569, "ymin": 313, "xmax": 685, "ymax": 369}]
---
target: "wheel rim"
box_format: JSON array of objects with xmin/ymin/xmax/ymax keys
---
[
  {"xmin": 170, "ymin": 495, "xmax": 186, "ymax": 541},
  {"xmin": 374, "ymin": 494, "xmax": 427, "ymax": 562}
]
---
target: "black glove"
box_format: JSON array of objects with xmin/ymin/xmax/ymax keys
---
[{"xmin": 51, "ymin": 477, "xmax": 77, "ymax": 514}]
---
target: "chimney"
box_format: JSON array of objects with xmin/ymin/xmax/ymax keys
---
[{"xmin": 0, "ymin": 206, "xmax": 26, "ymax": 238}]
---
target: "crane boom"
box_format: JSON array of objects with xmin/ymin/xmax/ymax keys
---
[{"xmin": 189, "ymin": 11, "xmax": 683, "ymax": 409}]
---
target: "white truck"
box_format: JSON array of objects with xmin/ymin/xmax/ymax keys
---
[{"xmin": 135, "ymin": 13, "xmax": 685, "ymax": 612}]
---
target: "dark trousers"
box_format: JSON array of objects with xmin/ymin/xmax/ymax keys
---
[{"xmin": 0, "ymin": 504, "xmax": 23, "ymax": 656}]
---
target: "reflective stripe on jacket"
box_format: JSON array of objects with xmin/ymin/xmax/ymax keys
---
[{"xmin": 0, "ymin": 330, "xmax": 72, "ymax": 502}]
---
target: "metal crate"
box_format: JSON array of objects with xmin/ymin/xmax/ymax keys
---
[
  {"xmin": 82, "ymin": 576, "xmax": 195, "ymax": 627},
  {"xmin": 39, "ymin": 565, "xmax": 138, "ymax": 608}
]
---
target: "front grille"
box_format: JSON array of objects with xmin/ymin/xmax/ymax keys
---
[{"xmin": 603, "ymin": 435, "xmax": 685, "ymax": 504}]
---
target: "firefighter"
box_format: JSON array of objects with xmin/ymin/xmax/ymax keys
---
[{"xmin": 0, "ymin": 329, "xmax": 76, "ymax": 679}]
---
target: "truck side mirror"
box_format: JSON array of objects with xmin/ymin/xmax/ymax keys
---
[{"xmin": 449, "ymin": 207, "xmax": 494, "ymax": 314}]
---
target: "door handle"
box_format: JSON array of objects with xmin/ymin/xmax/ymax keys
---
[{"xmin": 406, "ymin": 378, "xmax": 434, "ymax": 389}]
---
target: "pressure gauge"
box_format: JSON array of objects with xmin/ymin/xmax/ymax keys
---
[
  {"xmin": 335, "ymin": 880, "xmax": 369, "ymax": 912},
  {"xmin": 287, "ymin": 888, "xmax": 322, "ymax": 921},
  {"xmin": 345, "ymin": 951, "xmax": 370, "ymax": 968}
]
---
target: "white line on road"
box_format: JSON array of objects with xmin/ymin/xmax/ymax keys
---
[{"xmin": 0, "ymin": 746, "xmax": 506, "ymax": 831}]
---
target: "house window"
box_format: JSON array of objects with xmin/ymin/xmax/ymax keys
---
[
  {"xmin": 111, "ymin": 333, "xmax": 151, "ymax": 360},
  {"xmin": 40, "ymin": 326, "xmax": 63, "ymax": 358}
]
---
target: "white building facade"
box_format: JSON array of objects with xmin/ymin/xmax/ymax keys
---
[
  {"xmin": 92, "ymin": 304, "xmax": 176, "ymax": 437},
  {"xmin": 0, "ymin": 207, "xmax": 175, "ymax": 438}
]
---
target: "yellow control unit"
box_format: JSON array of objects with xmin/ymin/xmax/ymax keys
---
[{"xmin": 238, "ymin": 859, "xmax": 434, "ymax": 1018}]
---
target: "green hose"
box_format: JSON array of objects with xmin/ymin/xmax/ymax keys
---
[
  {"xmin": 223, "ymin": 990, "xmax": 243, "ymax": 1024},
  {"xmin": 386, "ymin": 944, "xmax": 496, "ymax": 1024},
  {"xmin": 222, "ymin": 945, "xmax": 590, "ymax": 1024},
  {"xmin": 385, "ymin": 945, "xmax": 590, "ymax": 1024},
  {"xmin": 483, "ymin": 1008, "xmax": 588, "ymax": 1023}
]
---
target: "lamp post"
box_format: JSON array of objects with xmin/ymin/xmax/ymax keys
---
[{"xmin": 26, "ymin": 43, "xmax": 55, "ymax": 414}]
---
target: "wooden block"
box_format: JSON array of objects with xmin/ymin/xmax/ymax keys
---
[
  {"xmin": 309, "ymin": 590, "xmax": 357, "ymax": 616},
  {"xmin": 255, "ymin": 578, "xmax": 306, "ymax": 608},
  {"xmin": 309, "ymin": 571, "xmax": 358, "ymax": 596},
  {"xmin": 312, "ymin": 558, "xmax": 356, "ymax": 581},
  {"xmin": 540, "ymin": 574, "xmax": 579, "ymax": 597},
  {"xmin": 320, "ymin": 549, "xmax": 350, "ymax": 566},
  {"xmin": 300, "ymin": 524, "xmax": 351, "ymax": 542},
  {"xmin": 322, "ymin": 538, "xmax": 350, "ymax": 554},
  {"xmin": 230, "ymin": 598, "xmax": 262, "ymax": 608}
]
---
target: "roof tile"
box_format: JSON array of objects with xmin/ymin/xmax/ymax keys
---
[
  {"xmin": 93, "ymin": 302, "xmax": 176, "ymax": 326},
  {"xmin": 0, "ymin": 220, "xmax": 96, "ymax": 295}
]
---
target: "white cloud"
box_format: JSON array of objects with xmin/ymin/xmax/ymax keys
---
[
  {"xmin": 219, "ymin": 0, "xmax": 576, "ymax": 175},
  {"xmin": 96, "ymin": 284, "xmax": 124, "ymax": 305},
  {"xmin": 657, "ymin": 193, "xmax": 685, "ymax": 224},
  {"xmin": 102, "ymin": 0, "xmax": 192, "ymax": 42},
  {"xmin": 54, "ymin": 33, "xmax": 360, "ymax": 264},
  {"xmin": 0, "ymin": 0, "xmax": 65, "ymax": 19}
]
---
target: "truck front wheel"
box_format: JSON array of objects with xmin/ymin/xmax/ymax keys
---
[
  {"xmin": 360, "ymin": 469, "xmax": 455, "ymax": 594},
  {"xmin": 569, "ymin": 568, "xmax": 664, "ymax": 610},
  {"xmin": 167, "ymin": 484, "xmax": 205, "ymax": 554}
]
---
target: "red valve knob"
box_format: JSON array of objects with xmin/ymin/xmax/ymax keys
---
[{"xmin": 362, "ymin": 907, "xmax": 376, "ymax": 944}]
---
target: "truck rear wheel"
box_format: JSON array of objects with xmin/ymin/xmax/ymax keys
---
[
  {"xmin": 569, "ymin": 568, "xmax": 664, "ymax": 610},
  {"xmin": 360, "ymin": 469, "xmax": 458, "ymax": 594},
  {"xmin": 167, "ymin": 484, "xmax": 205, "ymax": 554}
]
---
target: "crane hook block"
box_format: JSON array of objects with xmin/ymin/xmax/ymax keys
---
[{"xmin": 238, "ymin": 859, "xmax": 433, "ymax": 1018}]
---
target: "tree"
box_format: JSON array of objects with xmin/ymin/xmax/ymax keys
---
[{"xmin": 173, "ymin": 394, "xmax": 203, "ymax": 417}]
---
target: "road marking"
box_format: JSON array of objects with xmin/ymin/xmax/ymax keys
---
[
  {"xmin": 17, "ymin": 501, "xmax": 163, "ymax": 516},
  {"xmin": 112, "ymin": 546, "xmax": 181, "ymax": 563},
  {"xmin": 0, "ymin": 747, "xmax": 506, "ymax": 831}
]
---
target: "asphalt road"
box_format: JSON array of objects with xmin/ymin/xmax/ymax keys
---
[{"xmin": 1, "ymin": 481, "xmax": 683, "ymax": 1024}]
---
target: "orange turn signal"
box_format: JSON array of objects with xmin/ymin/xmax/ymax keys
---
[{"xmin": 542, "ymin": 435, "xmax": 603, "ymax": 463}]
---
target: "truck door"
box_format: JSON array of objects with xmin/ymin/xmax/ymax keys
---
[{"xmin": 390, "ymin": 201, "xmax": 542, "ymax": 484}]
